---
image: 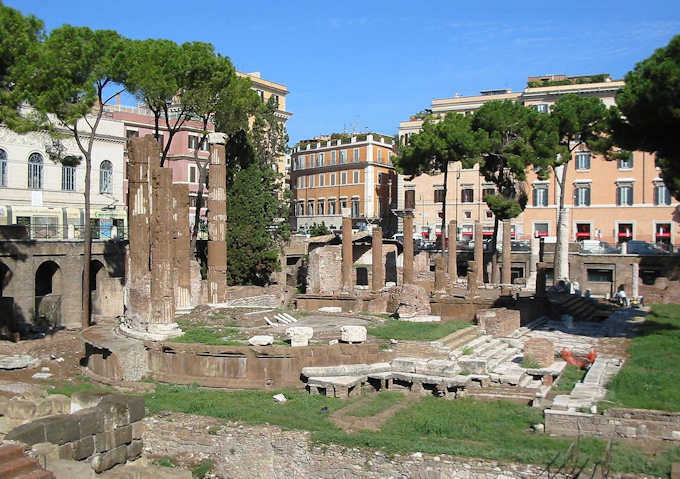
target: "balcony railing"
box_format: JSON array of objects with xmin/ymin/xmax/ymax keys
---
[{"xmin": 0, "ymin": 224, "xmax": 128, "ymax": 241}]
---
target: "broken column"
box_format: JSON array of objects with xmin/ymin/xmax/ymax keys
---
[
  {"xmin": 524, "ymin": 337, "xmax": 555, "ymax": 368},
  {"xmin": 474, "ymin": 221, "xmax": 483, "ymax": 286},
  {"xmin": 341, "ymin": 211, "xmax": 353, "ymax": 292},
  {"xmin": 434, "ymin": 256, "xmax": 446, "ymax": 293},
  {"xmin": 536, "ymin": 262, "xmax": 549, "ymax": 299},
  {"xmin": 403, "ymin": 212, "xmax": 414, "ymax": 284},
  {"xmin": 207, "ymin": 132, "xmax": 228, "ymax": 304},
  {"xmin": 467, "ymin": 261, "xmax": 478, "ymax": 297},
  {"xmin": 125, "ymin": 137, "xmax": 152, "ymax": 330},
  {"xmin": 172, "ymin": 184, "xmax": 191, "ymax": 310},
  {"xmin": 371, "ymin": 227, "xmax": 384, "ymax": 292},
  {"xmin": 501, "ymin": 219, "xmax": 512, "ymax": 287},
  {"xmin": 148, "ymin": 160, "xmax": 179, "ymax": 336},
  {"xmin": 632, "ymin": 262, "xmax": 639, "ymax": 299},
  {"xmin": 447, "ymin": 219, "xmax": 457, "ymax": 285}
]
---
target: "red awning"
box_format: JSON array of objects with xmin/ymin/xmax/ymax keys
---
[
  {"xmin": 618, "ymin": 232, "xmax": 633, "ymax": 238},
  {"xmin": 462, "ymin": 232, "xmax": 473, "ymax": 237},
  {"xmin": 435, "ymin": 231, "xmax": 442, "ymax": 237},
  {"xmin": 511, "ymin": 232, "xmax": 516, "ymax": 239},
  {"xmin": 422, "ymin": 231, "xmax": 430, "ymax": 238},
  {"xmin": 535, "ymin": 231, "xmax": 548, "ymax": 237},
  {"xmin": 656, "ymin": 232, "xmax": 671, "ymax": 238},
  {"xmin": 576, "ymin": 232, "xmax": 590, "ymax": 238},
  {"xmin": 482, "ymin": 231, "xmax": 493, "ymax": 237}
]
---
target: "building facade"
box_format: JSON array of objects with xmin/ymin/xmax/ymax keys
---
[
  {"xmin": 0, "ymin": 116, "xmax": 126, "ymax": 239},
  {"xmin": 397, "ymin": 74, "xmax": 678, "ymax": 248},
  {"xmin": 290, "ymin": 134, "xmax": 398, "ymax": 232}
]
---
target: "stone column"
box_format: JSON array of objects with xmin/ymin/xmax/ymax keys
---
[
  {"xmin": 447, "ymin": 220, "xmax": 457, "ymax": 283},
  {"xmin": 530, "ymin": 236, "xmax": 540, "ymax": 274},
  {"xmin": 207, "ymin": 133, "xmax": 228, "ymax": 304},
  {"xmin": 536, "ymin": 262, "xmax": 549, "ymax": 299},
  {"xmin": 632, "ymin": 262, "xmax": 639, "ymax": 299},
  {"xmin": 371, "ymin": 227, "xmax": 384, "ymax": 292},
  {"xmin": 149, "ymin": 163, "xmax": 177, "ymax": 331},
  {"xmin": 125, "ymin": 137, "xmax": 152, "ymax": 330},
  {"xmin": 341, "ymin": 212, "xmax": 353, "ymax": 292},
  {"xmin": 467, "ymin": 261, "xmax": 478, "ymax": 296},
  {"xmin": 172, "ymin": 184, "xmax": 191, "ymax": 310},
  {"xmin": 474, "ymin": 221, "xmax": 483, "ymax": 285},
  {"xmin": 434, "ymin": 256, "xmax": 446, "ymax": 293},
  {"xmin": 502, "ymin": 219, "xmax": 512, "ymax": 286},
  {"xmin": 403, "ymin": 212, "xmax": 414, "ymax": 284},
  {"xmin": 557, "ymin": 207, "xmax": 570, "ymax": 280}
]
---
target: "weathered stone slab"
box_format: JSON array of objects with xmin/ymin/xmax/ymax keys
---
[
  {"xmin": 285, "ymin": 326, "xmax": 314, "ymax": 347},
  {"xmin": 248, "ymin": 335, "xmax": 274, "ymax": 346},
  {"xmin": 340, "ymin": 325, "xmax": 367, "ymax": 343},
  {"xmin": 523, "ymin": 337, "xmax": 554, "ymax": 368},
  {"xmin": 0, "ymin": 354, "xmax": 39, "ymax": 370}
]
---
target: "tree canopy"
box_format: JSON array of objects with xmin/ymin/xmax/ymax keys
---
[
  {"xmin": 611, "ymin": 34, "xmax": 680, "ymax": 197},
  {"xmin": 0, "ymin": 1, "xmax": 43, "ymax": 131}
]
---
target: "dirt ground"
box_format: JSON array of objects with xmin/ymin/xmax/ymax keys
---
[{"xmin": 329, "ymin": 392, "xmax": 417, "ymax": 433}]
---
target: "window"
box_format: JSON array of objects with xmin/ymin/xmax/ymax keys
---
[
  {"xmin": 618, "ymin": 153, "xmax": 633, "ymax": 169},
  {"xmin": 536, "ymin": 103, "xmax": 549, "ymax": 113},
  {"xmin": 464, "ymin": 211, "xmax": 472, "ymax": 219},
  {"xmin": 340, "ymin": 198, "xmax": 348, "ymax": 213},
  {"xmin": 328, "ymin": 199, "xmax": 336, "ymax": 215},
  {"xmin": 189, "ymin": 165, "xmax": 197, "ymax": 183},
  {"xmin": 434, "ymin": 189, "xmax": 445, "ymax": 203},
  {"xmin": 387, "ymin": 151, "xmax": 392, "ymax": 163},
  {"xmin": 461, "ymin": 188, "xmax": 474, "ymax": 203},
  {"xmin": 126, "ymin": 130, "xmax": 139, "ymax": 140},
  {"xmin": 575, "ymin": 151, "xmax": 590, "ymax": 170},
  {"xmin": 654, "ymin": 184, "xmax": 671, "ymax": 205},
  {"xmin": 319, "ymin": 174, "xmax": 325, "ymax": 187},
  {"xmin": 482, "ymin": 188, "xmax": 495, "ymax": 200},
  {"xmin": 307, "ymin": 200, "xmax": 314, "ymax": 215},
  {"xmin": 317, "ymin": 200, "xmax": 325, "ymax": 215},
  {"xmin": 340, "ymin": 151, "xmax": 347, "ymax": 164},
  {"xmin": 405, "ymin": 190, "xmax": 415, "ymax": 209},
  {"xmin": 574, "ymin": 184, "xmax": 590, "ymax": 206},
  {"xmin": 296, "ymin": 201, "xmax": 304, "ymax": 216},
  {"xmin": 317, "ymin": 153, "xmax": 324, "ymax": 167},
  {"xmin": 353, "ymin": 148, "xmax": 360, "ymax": 162},
  {"xmin": 28, "ymin": 153, "xmax": 43, "ymax": 189},
  {"xmin": 575, "ymin": 223, "xmax": 591, "ymax": 240},
  {"xmin": 486, "ymin": 210, "xmax": 493, "ymax": 218},
  {"xmin": 617, "ymin": 223, "xmax": 633, "ymax": 242},
  {"xmin": 308, "ymin": 175, "xmax": 315, "ymax": 188},
  {"xmin": 298, "ymin": 155, "xmax": 305, "ymax": 170},
  {"xmin": 188, "ymin": 135, "xmax": 199, "ymax": 150},
  {"xmin": 256, "ymin": 89, "xmax": 264, "ymax": 101},
  {"xmin": 587, "ymin": 268, "xmax": 613, "ymax": 283},
  {"xmin": 341, "ymin": 172, "xmax": 347, "ymax": 185},
  {"xmin": 461, "ymin": 224, "xmax": 473, "ymax": 239},
  {"xmin": 533, "ymin": 185, "xmax": 548, "ymax": 206},
  {"xmin": 62, "ymin": 165, "xmax": 76, "ymax": 191},
  {"xmin": 297, "ymin": 176, "xmax": 305, "ymax": 189},
  {"xmin": 331, "ymin": 151, "xmax": 336, "ymax": 165},
  {"xmin": 377, "ymin": 149, "xmax": 383, "ymax": 163},
  {"xmin": 351, "ymin": 197, "xmax": 360, "ymax": 217},
  {"xmin": 353, "ymin": 170, "xmax": 359, "ymax": 183},
  {"xmin": 330, "ymin": 173, "xmax": 336, "ymax": 186},
  {"xmin": 534, "ymin": 222, "xmax": 549, "ymax": 237},
  {"xmin": 100, "ymin": 160, "xmax": 113, "ymax": 194},
  {"xmin": 656, "ymin": 223, "xmax": 671, "ymax": 245},
  {"xmin": 273, "ymin": 94, "xmax": 280, "ymax": 108},
  {"xmin": 616, "ymin": 183, "xmax": 633, "ymax": 206},
  {"xmin": 0, "ymin": 149, "xmax": 6, "ymax": 187}
]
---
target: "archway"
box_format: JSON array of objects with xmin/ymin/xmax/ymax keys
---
[
  {"xmin": 35, "ymin": 261, "xmax": 62, "ymax": 327},
  {"xmin": 0, "ymin": 261, "xmax": 10, "ymax": 297},
  {"xmin": 1, "ymin": 261, "xmax": 14, "ymax": 333},
  {"xmin": 89, "ymin": 260, "xmax": 106, "ymax": 315}
]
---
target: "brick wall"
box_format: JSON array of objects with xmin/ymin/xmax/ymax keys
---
[
  {"xmin": 524, "ymin": 338, "xmax": 554, "ymax": 367},
  {"xmin": 476, "ymin": 307, "xmax": 521, "ymax": 337}
]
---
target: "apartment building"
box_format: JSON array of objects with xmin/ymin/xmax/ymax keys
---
[
  {"xmin": 0, "ymin": 116, "xmax": 126, "ymax": 239},
  {"xmin": 290, "ymin": 134, "xmax": 398, "ymax": 232},
  {"xmin": 397, "ymin": 74, "xmax": 678, "ymax": 248}
]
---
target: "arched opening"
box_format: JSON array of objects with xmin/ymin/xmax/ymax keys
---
[
  {"xmin": 0, "ymin": 261, "xmax": 10, "ymax": 297},
  {"xmin": 89, "ymin": 260, "xmax": 106, "ymax": 315},
  {"xmin": 35, "ymin": 261, "xmax": 62, "ymax": 327},
  {"xmin": 100, "ymin": 160, "xmax": 113, "ymax": 194},
  {"xmin": 0, "ymin": 261, "xmax": 13, "ymax": 332}
]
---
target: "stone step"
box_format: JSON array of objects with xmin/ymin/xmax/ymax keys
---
[
  {"xmin": 449, "ymin": 335, "xmax": 491, "ymax": 359},
  {"xmin": 441, "ymin": 327, "xmax": 481, "ymax": 350},
  {"xmin": 518, "ymin": 373, "xmax": 533, "ymax": 388},
  {"xmin": 477, "ymin": 340, "xmax": 508, "ymax": 360},
  {"xmin": 0, "ymin": 456, "xmax": 40, "ymax": 479},
  {"xmin": 487, "ymin": 347, "xmax": 520, "ymax": 371},
  {"xmin": 0, "ymin": 445, "xmax": 24, "ymax": 464},
  {"xmin": 16, "ymin": 470, "xmax": 55, "ymax": 479}
]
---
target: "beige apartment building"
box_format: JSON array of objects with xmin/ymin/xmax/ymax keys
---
[
  {"xmin": 237, "ymin": 71, "xmax": 292, "ymax": 176},
  {"xmin": 397, "ymin": 74, "xmax": 678, "ymax": 248},
  {"xmin": 290, "ymin": 134, "xmax": 398, "ymax": 232}
]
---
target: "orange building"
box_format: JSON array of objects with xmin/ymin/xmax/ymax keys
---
[
  {"xmin": 290, "ymin": 134, "xmax": 398, "ymax": 232},
  {"xmin": 397, "ymin": 74, "xmax": 678, "ymax": 249}
]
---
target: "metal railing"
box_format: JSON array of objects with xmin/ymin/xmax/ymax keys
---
[{"xmin": 0, "ymin": 224, "xmax": 128, "ymax": 241}]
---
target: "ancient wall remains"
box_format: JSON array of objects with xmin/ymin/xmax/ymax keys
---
[
  {"xmin": 475, "ymin": 308, "xmax": 520, "ymax": 337},
  {"xmin": 545, "ymin": 408, "xmax": 680, "ymax": 441},
  {"xmin": 523, "ymin": 338, "xmax": 554, "ymax": 367}
]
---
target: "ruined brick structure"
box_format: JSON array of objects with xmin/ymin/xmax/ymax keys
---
[
  {"xmin": 523, "ymin": 337, "xmax": 554, "ymax": 367},
  {"xmin": 207, "ymin": 133, "xmax": 228, "ymax": 304}
]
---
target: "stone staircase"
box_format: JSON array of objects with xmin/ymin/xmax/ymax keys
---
[
  {"xmin": 549, "ymin": 294, "xmax": 612, "ymax": 322},
  {"xmin": 0, "ymin": 444, "xmax": 54, "ymax": 479},
  {"xmin": 552, "ymin": 355, "xmax": 625, "ymax": 411}
]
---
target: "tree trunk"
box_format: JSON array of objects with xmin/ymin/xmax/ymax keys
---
[{"xmin": 82, "ymin": 154, "xmax": 91, "ymax": 329}]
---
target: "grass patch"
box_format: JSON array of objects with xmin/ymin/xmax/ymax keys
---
[
  {"xmin": 346, "ymin": 392, "xmax": 404, "ymax": 417},
  {"xmin": 154, "ymin": 456, "xmax": 176, "ymax": 468},
  {"xmin": 191, "ymin": 459, "xmax": 213, "ymax": 478},
  {"xmin": 606, "ymin": 303, "xmax": 680, "ymax": 411},
  {"xmin": 461, "ymin": 347, "xmax": 474, "ymax": 356},
  {"xmin": 368, "ymin": 320, "xmax": 472, "ymax": 341},
  {"xmin": 47, "ymin": 377, "xmax": 113, "ymax": 397},
  {"xmin": 171, "ymin": 322, "xmax": 244, "ymax": 346},
  {"xmin": 358, "ymin": 312, "xmax": 393, "ymax": 321},
  {"xmin": 553, "ymin": 364, "xmax": 586, "ymax": 393},
  {"xmin": 520, "ymin": 356, "xmax": 541, "ymax": 369},
  {"xmin": 144, "ymin": 384, "xmax": 348, "ymax": 432}
]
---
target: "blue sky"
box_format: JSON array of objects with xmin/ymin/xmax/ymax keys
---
[{"xmin": 7, "ymin": 1, "xmax": 680, "ymax": 145}]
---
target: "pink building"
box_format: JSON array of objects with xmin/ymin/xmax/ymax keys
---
[{"xmin": 105, "ymin": 99, "xmax": 215, "ymax": 236}]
